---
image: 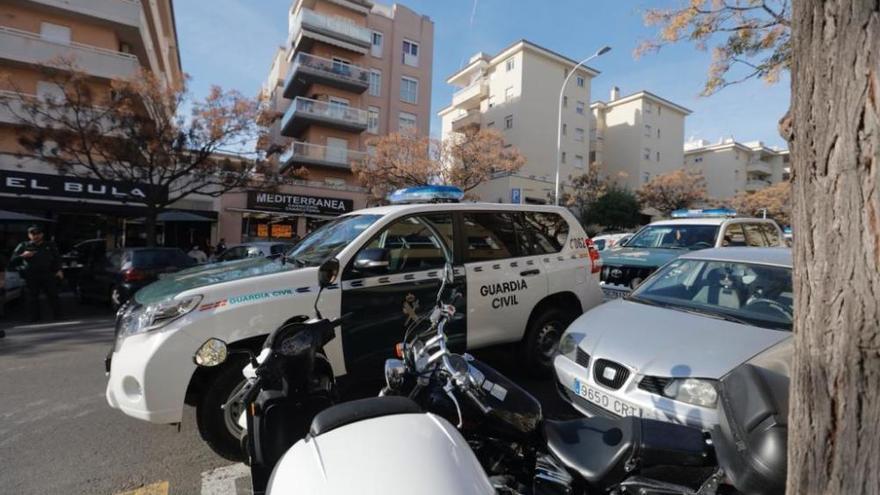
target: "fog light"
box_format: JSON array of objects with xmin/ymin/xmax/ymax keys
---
[
  {"xmin": 194, "ymin": 338, "xmax": 228, "ymax": 367},
  {"xmin": 122, "ymin": 376, "xmax": 142, "ymax": 400}
]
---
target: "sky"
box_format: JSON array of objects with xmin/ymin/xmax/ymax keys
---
[{"xmin": 173, "ymin": 0, "xmax": 790, "ymax": 149}]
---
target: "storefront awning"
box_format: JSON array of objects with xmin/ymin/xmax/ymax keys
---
[
  {"xmin": 130, "ymin": 211, "xmax": 216, "ymax": 223},
  {"xmin": 0, "ymin": 209, "xmax": 57, "ymax": 222}
]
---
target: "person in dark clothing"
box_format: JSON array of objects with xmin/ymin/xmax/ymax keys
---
[
  {"xmin": 216, "ymin": 238, "xmax": 227, "ymax": 255},
  {"xmin": 10, "ymin": 225, "xmax": 63, "ymax": 322}
]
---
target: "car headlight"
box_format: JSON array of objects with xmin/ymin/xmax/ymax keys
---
[
  {"xmin": 118, "ymin": 295, "xmax": 202, "ymax": 338},
  {"xmin": 557, "ymin": 332, "xmax": 585, "ymax": 358},
  {"xmin": 663, "ymin": 378, "xmax": 718, "ymax": 407}
]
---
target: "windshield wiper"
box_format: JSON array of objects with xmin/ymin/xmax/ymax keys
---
[
  {"xmin": 625, "ymin": 295, "xmax": 668, "ymax": 308},
  {"xmin": 676, "ymin": 307, "xmax": 751, "ymax": 326}
]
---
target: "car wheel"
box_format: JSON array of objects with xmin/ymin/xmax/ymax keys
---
[
  {"xmin": 196, "ymin": 361, "xmax": 248, "ymax": 461},
  {"xmin": 521, "ymin": 307, "xmax": 574, "ymax": 378}
]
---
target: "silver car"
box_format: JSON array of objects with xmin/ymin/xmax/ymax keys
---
[{"xmin": 554, "ymin": 247, "xmax": 792, "ymax": 430}]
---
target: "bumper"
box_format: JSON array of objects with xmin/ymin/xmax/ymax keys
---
[
  {"xmin": 553, "ymin": 354, "xmax": 719, "ymax": 430},
  {"xmin": 105, "ymin": 323, "xmax": 200, "ymax": 424}
]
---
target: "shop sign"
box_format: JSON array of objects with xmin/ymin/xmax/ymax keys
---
[
  {"xmin": 247, "ymin": 191, "xmax": 354, "ymax": 216},
  {"xmin": 0, "ymin": 170, "xmax": 166, "ymax": 203}
]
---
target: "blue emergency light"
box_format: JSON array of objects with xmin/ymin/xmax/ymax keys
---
[
  {"xmin": 670, "ymin": 208, "xmax": 737, "ymax": 218},
  {"xmin": 387, "ymin": 185, "xmax": 464, "ymax": 204}
]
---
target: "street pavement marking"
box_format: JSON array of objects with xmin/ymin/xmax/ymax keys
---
[
  {"xmin": 115, "ymin": 481, "xmax": 169, "ymax": 495},
  {"xmin": 201, "ymin": 463, "xmax": 250, "ymax": 495}
]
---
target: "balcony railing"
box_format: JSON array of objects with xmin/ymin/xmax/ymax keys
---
[
  {"xmin": 289, "ymin": 8, "xmax": 371, "ymax": 51},
  {"xmin": 283, "ymin": 52, "xmax": 370, "ymax": 98},
  {"xmin": 745, "ymin": 179, "xmax": 772, "ymax": 191},
  {"xmin": 452, "ymin": 79, "xmax": 487, "ymax": 107},
  {"xmin": 280, "ymin": 141, "xmax": 367, "ymax": 172},
  {"xmin": 0, "ymin": 26, "xmax": 139, "ymax": 79},
  {"xmin": 451, "ymin": 110, "xmax": 481, "ymax": 132},
  {"xmin": 746, "ymin": 160, "xmax": 773, "ymax": 176},
  {"xmin": 280, "ymin": 96, "xmax": 369, "ymax": 136}
]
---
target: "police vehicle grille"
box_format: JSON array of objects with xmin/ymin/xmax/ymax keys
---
[
  {"xmin": 593, "ymin": 359, "xmax": 630, "ymax": 390},
  {"xmin": 575, "ymin": 348, "xmax": 591, "ymax": 369},
  {"xmin": 599, "ymin": 265, "xmax": 655, "ymax": 287},
  {"xmin": 638, "ymin": 375, "xmax": 672, "ymax": 395}
]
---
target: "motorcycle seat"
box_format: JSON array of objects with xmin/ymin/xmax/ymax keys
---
[
  {"xmin": 309, "ymin": 396, "xmax": 421, "ymax": 436},
  {"xmin": 543, "ymin": 416, "xmax": 636, "ymax": 487}
]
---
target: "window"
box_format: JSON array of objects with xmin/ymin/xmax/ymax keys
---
[
  {"xmin": 398, "ymin": 111, "xmax": 417, "ymax": 131},
  {"xmin": 400, "ymin": 77, "xmax": 418, "ymax": 104},
  {"xmin": 694, "ymin": 156, "xmax": 704, "ymax": 163},
  {"xmin": 721, "ymin": 224, "xmax": 748, "ymax": 247},
  {"xmin": 576, "ymin": 76, "xmax": 585, "ymax": 87},
  {"xmin": 743, "ymin": 224, "xmax": 771, "ymax": 247},
  {"xmin": 658, "ymin": 106, "xmax": 662, "ymax": 116},
  {"xmin": 589, "ymin": 150, "xmax": 596, "ymax": 163},
  {"xmin": 561, "ymin": 152, "xmax": 567, "ymax": 163},
  {"xmin": 371, "ymin": 31, "xmax": 383, "ymax": 57},
  {"xmin": 462, "ymin": 212, "xmax": 525, "ymax": 262},
  {"xmin": 504, "ymin": 86, "xmax": 514, "ymax": 102},
  {"xmin": 574, "ymin": 155, "xmax": 585, "ymax": 168},
  {"xmin": 656, "ymin": 151, "xmax": 661, "ymax": 162},
  {"xmin": 521, "ymin": 212, "xmax": 569, "ymax": 254},
  {"xmin": 576, "ymin": 101, "xmax": 585, "ymax": 115},
  {"xmin": 505, "ymin": 57, "xmax": 515, "ymax": 71},
  {"xmin": 354, "ymin": 214, "xmax": 453, "ymax": 275},
  {"xmin": 486, "ymin": 121, "xmax": 495, "ymax": 128},
  {"xmin": 563, "ymin": 96, "xmax": 568, "ymax": 108},
  {"xmin": 562, "ymin": 123, "xmax": 567, "ymax": 136},
  {"xmin": 643, "ymin": 147, "xmax": 651, "ymax": 160},
  {"xmin": 504, "ymin": 115, "xmax": 513, "ymax": 129},
  {"xmin": 488, "ymin": 95, "xmax": 496, "ymax": 108},
  {"xmin": 402, "ymin": 40, "xmax": 419, "ymax": 66},
  {"xmin": 575, "ymin": 128, "xmax": 585, "ymax": 142},
  {"xmin": 657, "ymin": 128, "xmax": 661, "ymax": 139},
  {"xmin": 40, "ymin": 22, "xmax": 71, "ymax": 44},
  {"xmin": 368, "ymin": 69, "xmax": 382, "ymax": 97},
  {"xmin": 642, "ymin": 171, "xmax": 651, "ymax": 183},
  {"xmin": 332, "ymin": 57, "xmax": 350, "ymax": 75},
  {"xmin": 367, "ymin": 145, "xmax": 377, "ymax": 157},
  {"xmin": 645, "ymin": 103, "xmax": 652, "ymax": 114},
  {"xmin": 368, "ymin": 106, "xmax": 380, "ymax": 134},
  {"xmin": 760, "ymin": 224, "xmax": 782, "ymax": 246},
  {"xmin": 36, "ymin": 81, "xmax": 64, "ymax": 102},
  {"xmin": 644, "ymin": 124, "xmax": 652, "ymax": 137}
]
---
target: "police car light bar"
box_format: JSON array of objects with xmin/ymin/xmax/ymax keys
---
[
  {"xmin": 670, "ymin": 208, "xmax": 737, "ymax": 218},
  {"xmin": 387, "ymin": 185, "xmax": 464, "ymax": 204}
]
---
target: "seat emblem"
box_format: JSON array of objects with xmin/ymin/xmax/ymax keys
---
[
  {"xmin": 610, "ymin": 268, "xmax": 623, "ymax": 278},
  {"xmin": 603, "ymin": 367, "xmax": 617, "ymax": 381}
]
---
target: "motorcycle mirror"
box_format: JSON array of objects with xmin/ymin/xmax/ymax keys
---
[
  {"xmin": 443, "ymin": 262, "xmax": 454, "ymax": 284},
  {"xmin": 318, "ymin": 258, "xmax": 340, "ymax": 288},
  {"xmin": 193, "ymin": 338, "xmax": 228, "ymax": 367}
]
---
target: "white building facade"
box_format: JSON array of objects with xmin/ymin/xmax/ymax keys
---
[
  {"xmin": 438, "ymin": 40, "xmax": 598, "ymax": 204},
  {"xmin": 683, "ymin": 139, "xmax": 788, "ymax": 200},
  {"xmin": 590, "ymin": 88, "xmax": 691, "ymax": 191}
]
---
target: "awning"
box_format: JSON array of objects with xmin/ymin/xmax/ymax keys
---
[
  {"xmin": 129, "ymin": 211, "xmax": 215, "ymax": 223},
  {"xmin": 0, "ymin": 209, "xmax": 57, "ymax": 222}
]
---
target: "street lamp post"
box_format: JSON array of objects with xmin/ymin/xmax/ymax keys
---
[{"xmin": 554, "ymin": 45, "xmax": 611, "ymax": 206}]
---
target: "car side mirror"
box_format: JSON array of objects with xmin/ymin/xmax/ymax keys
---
[
  {"xmin": 353, "ymin": 248, "xmax": 390, "ymax": 273},
  {"xmin": 318, "ymin": 258, "xmax": 340, "ymax": 288}
]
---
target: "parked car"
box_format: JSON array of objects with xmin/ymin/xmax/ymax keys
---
[
  {"xmin": 599, "ymin": 209, "xmax": 785, "ymax": 298},
  {"xmin": 76, "ymin": 247, "xmax": 195, "ymax": 309},
  {"xmin": 0, "ymin": 254, "xmax": 24, "ymax": 317},
  {"xmin": 105, "ymin": 185, "xmax": 604, "ymax": 460},
  {"xmin": 555, "ymin": 247, "xmax": 793, "ymax": 430},
  {"xmin": 591, "ymin": 232, "xmax": 632, "ymax": 251},
  {"xmin": 61, "ymin": 239, "xmax": 108, "ymax": 290},
  {"xmin": 215, "ymin": 242, "xmax": 296, "ymax": 262}
]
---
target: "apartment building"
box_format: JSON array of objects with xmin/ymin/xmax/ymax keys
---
[
  {"xmin": 590, "ymin": 88, "xmax": 691, "ymax": 191},
  {"xmin": 438, "ymin": 40, "xmax": 598, "ymax": 204},
  {"xmin": 0, "ymin": 0, "xmax": 185, "ymax": 252},
  {"xmin": 230, "ymin": 0, "xmax": 434, "ymax": 242},
  {"xmin": 683, "ymin": 138, "xmax": 788, "ymax": 200}
]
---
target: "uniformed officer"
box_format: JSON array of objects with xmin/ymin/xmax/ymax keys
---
[{"xmin": 10, "ymin": 225, "xmax": 63, "ymax": 322}]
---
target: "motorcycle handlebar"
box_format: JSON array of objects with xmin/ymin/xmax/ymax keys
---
[{"xmin": 464, "ymin": 387, "xmax": 492, "ymax": 415}]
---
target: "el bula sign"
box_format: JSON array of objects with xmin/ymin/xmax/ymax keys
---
[
  {"xmin": 247, "ymin": 191, "xmax": 354, "ymax": 216},
  {"xmin": 0, "ymin": 171, "xmax": 166, "ymax": 203}
]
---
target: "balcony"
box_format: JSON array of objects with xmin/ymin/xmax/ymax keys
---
[
  {"xmin": 280, "ymin": 96, "xmax": 369, "ymax": 136},
  {"xmin": 451, "ymin": 110, "xmax": 481, "ymax": 133},
  {"xmin": 283, "ymin": 52, "xmax": 370, "ymax": 98},
  {"xmin": 745, "ymin": 179, "xmax": 772, "ymax": 192},
  {"xmin": 280, "ymin": 141, "xmax": 367, "ymax": 172},
  {"xmin": 451, "ymin": 79, "xmax": 488, "ymax": 109},
  {"xmin": 0, "ymin": 26, "xmax": 139, "ymax": 80},
  {"xmin": 23, "ymin": 0, "xmax": 142, "ymax": 27},
  {"xmin": 289, "ymin": 8, "xmax": 371, "ymax": 54},
  {"xmin": 746, "ymin": 160, "xmax": 773, "ymax": 176}
]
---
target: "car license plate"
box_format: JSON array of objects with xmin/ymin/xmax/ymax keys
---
[
  {"xmin": 573, "ymin": 378, "xmax": 642, "ymax": 417},
  {"xmin": 601, "ymin": 286, "xmax": 630, "ymax": 300}
]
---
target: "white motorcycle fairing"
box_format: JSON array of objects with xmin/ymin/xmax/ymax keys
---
[{"xmin": 267, "ymin": 412, "xmax": 495, "ymax": 494}]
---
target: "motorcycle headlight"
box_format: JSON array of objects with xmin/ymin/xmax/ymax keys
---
[
  {"xmin": 663, "ymin": 378, "xmax": 718, "ymax": 407},
  {"xmin": 557, "ymin": 332, "xmax": 585, "ymax": 358},
  {"xmin": 118, "ymin": 295, "xmax": 202, "ymax": 338}
]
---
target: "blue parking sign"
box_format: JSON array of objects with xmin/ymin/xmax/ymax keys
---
[{"xmin": 510, "ymin": 188, "xmax": 521, "ymax": 204}]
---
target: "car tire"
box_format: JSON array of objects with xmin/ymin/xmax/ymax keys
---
[
  {"xmin": 196, "ymin": 360, "xmax": 248, "ymax": 461},
  {"xmin": 521, "ymin": 307, "xmax": 575, "ymax": 378}
]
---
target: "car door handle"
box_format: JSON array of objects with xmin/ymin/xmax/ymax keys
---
[{"xmin": 520, "ymin": 269, "xmax": 540, "ymax": 277}]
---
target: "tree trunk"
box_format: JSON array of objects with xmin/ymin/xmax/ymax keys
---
[
  {"xmin": 787, "ymin": 1, "xmax": 880, "ymax": 493},
  {"xmin": 145, "ymin": 209, "xmax": 158, "ymax": 247}
]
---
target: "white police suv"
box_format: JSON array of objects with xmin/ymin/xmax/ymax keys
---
[{"xmin": 105, "ymin": 186, "xmax": 603, "ymax": 459}]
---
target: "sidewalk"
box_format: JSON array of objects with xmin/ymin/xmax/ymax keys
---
[{"xmin": 1, "ymin": 292, "xmax": 115, "ymax": 331}]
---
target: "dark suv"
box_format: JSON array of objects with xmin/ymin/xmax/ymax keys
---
[{"xmin": 76, "ymin": 247, "xmax": 195, "ymax": 309}]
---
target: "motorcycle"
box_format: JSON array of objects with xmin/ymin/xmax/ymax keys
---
[
  {"xmin": 268, "ymin": 263, "xmax": 788, "ymax": 494},
  {"xmin": 192, "ymin": 257, "xmax": 345, "ymax": 494}
]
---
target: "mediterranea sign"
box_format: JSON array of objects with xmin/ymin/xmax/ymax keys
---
[{"xmin": 246, "ymin": 191, "xmax": 354, "ymax": 216}]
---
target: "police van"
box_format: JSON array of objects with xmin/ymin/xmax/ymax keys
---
[{"xmin": 105, "ymin": 187, "xmax": 604, "ymax": 459}]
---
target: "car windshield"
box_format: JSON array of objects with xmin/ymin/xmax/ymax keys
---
[
  {"xmin": 629, "ymin": 258, "xmax": 793, "ymax": 331},
  {"xmin": 286, "ymin": 214, "xmax": 381, "ymax": 267},
  {"xmin": 625, "ymin": 224, "xmax": 719, "ymax": 250}
]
